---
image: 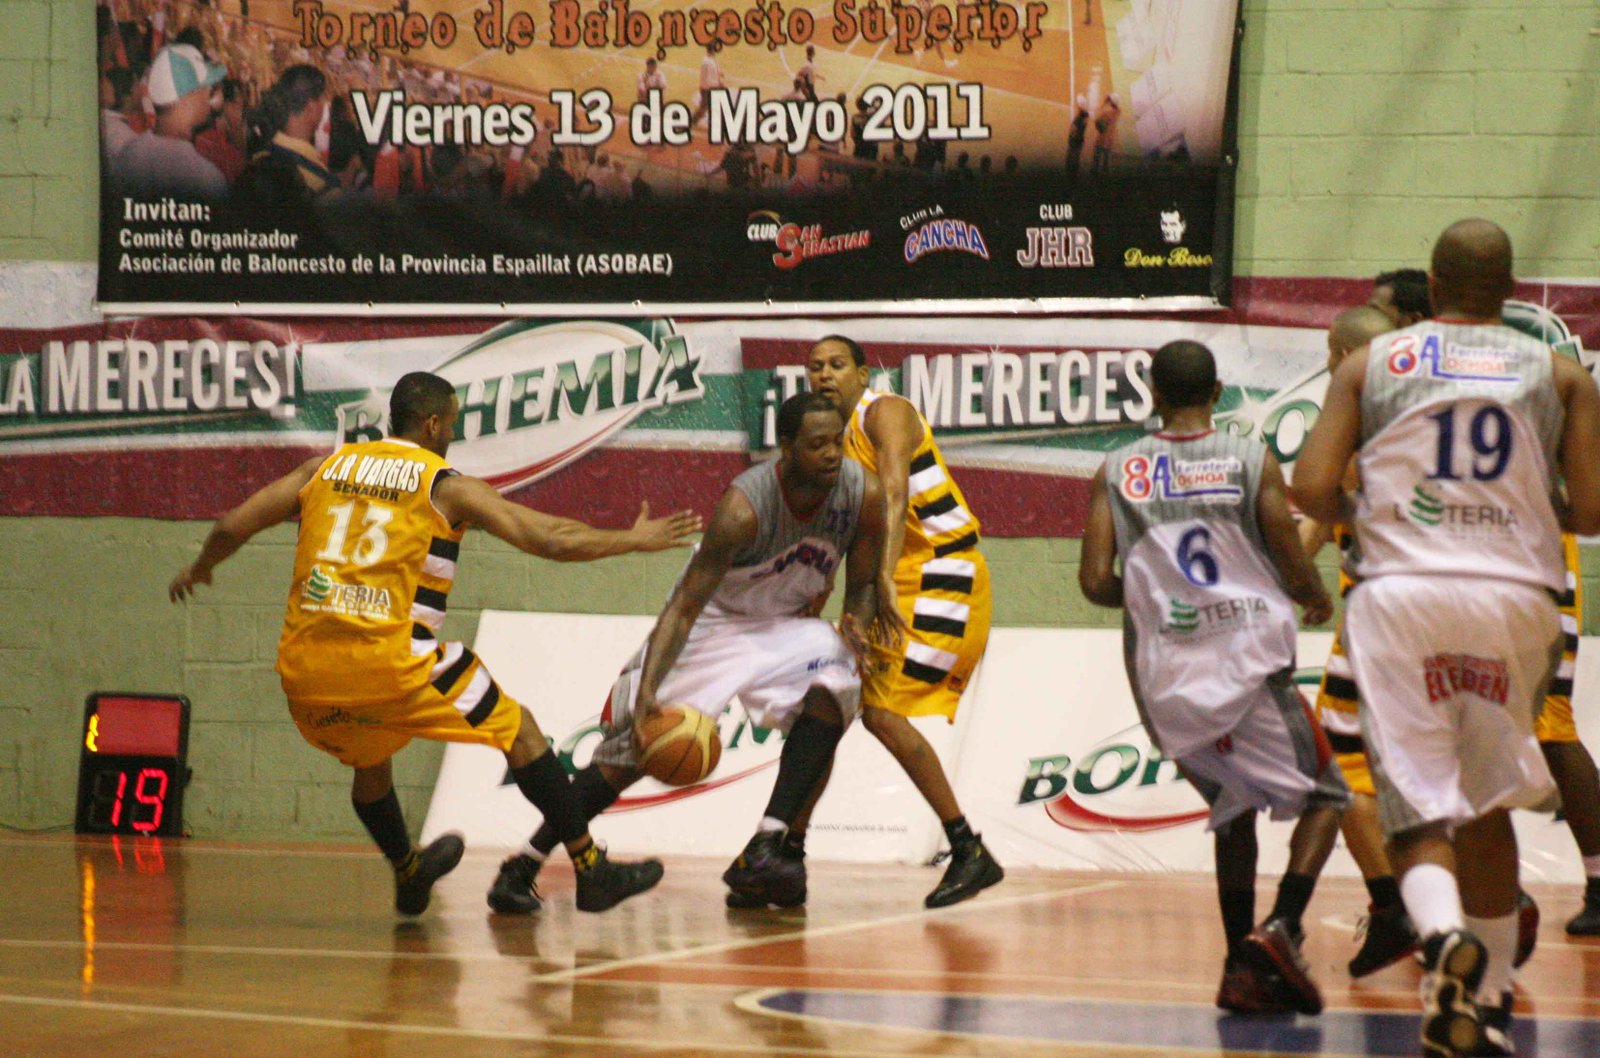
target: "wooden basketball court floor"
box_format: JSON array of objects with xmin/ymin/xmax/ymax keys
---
[{"xmin": 4, "ymin": 835, "xmax": 1600, "ymax": 1057}]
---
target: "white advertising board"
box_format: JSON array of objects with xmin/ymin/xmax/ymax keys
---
[
  {"xmin": 421, "ymin": 611, "xmax": 963, "ymax": 864},
  {"xmin": 422, "ymin": 615, "xmax": 1599, "ymax": 883}
]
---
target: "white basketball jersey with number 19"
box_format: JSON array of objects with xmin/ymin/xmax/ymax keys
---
[{"xmin": 1354, "ymin": 320, "xmax": 1565, "ymax": 592}]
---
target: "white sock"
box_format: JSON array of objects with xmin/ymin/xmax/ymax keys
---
[
  {"xmin": 522, "ymin": 843, "xmax": 546, "ymax": 862},
  {"xmin": 758, "ymin": 816, "xmax": 786, "ymax": 833},
  {"xmin": 1466, "ymin": 912, "xmax": 1517, "ymax": 1006},
  {"xmin": 1401, "ymin": 863, "xmax": 1465, "ymax": 939},
  {"xmin": 1584, "ymin": 853, "xmax": 1600, "ymax": 878}
]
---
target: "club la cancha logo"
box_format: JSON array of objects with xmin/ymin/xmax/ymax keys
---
[
  {"xmin": 1021, "ymin": 670, "xmax": 1327, "ymax": 832},
  {"xmin": 746, "ymin": 209, "xmax": 871, "ymax": 271},
  {"xmin": 335, "ymin": 319, "xmax": 703, "ymax": 494},
  {"xmin": 502, "ymin": 706, "xmax": 784, "ymax": 808}
]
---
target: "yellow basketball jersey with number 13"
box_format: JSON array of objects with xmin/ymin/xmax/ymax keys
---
[{"xmin": 277, "ymin": 438, "xmax": 464, "ymax": 705}]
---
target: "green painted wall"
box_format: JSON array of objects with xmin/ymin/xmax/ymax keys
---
[{"xmin": 2, "ymin": 0, "xmax": 1597, "ymax": 835}]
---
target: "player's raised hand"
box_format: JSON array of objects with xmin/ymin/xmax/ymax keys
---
[
  {"xmin": 630, "ymin": 501, "xmax": 703, "ymax": 550},
  {"xmin": 168, "ymin": 564, "xmax": 212, "ymax": 603}
]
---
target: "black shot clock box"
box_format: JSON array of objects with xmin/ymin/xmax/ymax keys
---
[{"xmin": 74, "ymin": 693, "xmax": 191, "ymax": 837}]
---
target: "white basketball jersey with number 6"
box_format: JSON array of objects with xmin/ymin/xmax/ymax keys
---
[{"xmin": 1105, "ymin": 430, "xmax": 1298, "ymax": 757}]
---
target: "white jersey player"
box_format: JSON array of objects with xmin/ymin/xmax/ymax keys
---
[
  {"xmin": 1294, "ymin": 219, "xmax": 1600, "ymax": 1058},
  {"xmin": 486, "ymin": 393, "xmax": 896, "ymax": 914},
  {"xmin": 1082, "ymin": 339, "xmax": 1345, "ymax": 1018}
]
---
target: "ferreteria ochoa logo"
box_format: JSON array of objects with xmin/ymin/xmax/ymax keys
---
[{"xmin": 1017, "ymin": 724, "xmax": 1209, "ymax": 832}]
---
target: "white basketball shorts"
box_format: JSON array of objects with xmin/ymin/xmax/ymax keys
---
[
  {"xmin": 593, "ymin": 613, "xmax": 860, "ymax": 768},
  {"xmin": 1175, "ymin": 671, "xmax": 1351, "ymax": 831},
  {"xmin": 1343, "ymin": 574, "xmax": 1560, "ymax": 836}
]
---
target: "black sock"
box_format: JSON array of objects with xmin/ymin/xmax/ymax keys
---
[
  {"xmin": 1220, "ymin": 887, "xmax": 1255, "ymax": 958},
  {"xmin": 763, "ymin": 714, "xmax": 843, "ymax": 825},
  {"xmin": 530, "ymin": 765, "xmax": 621, "ymax": 856},
  {"xmin": 510, "ymin": 752, "xmax": 587, "ymax": 846},
  {"xmin": 782, "ymin": 829, "xmax": 807, "ymax": 858},
  {"xmin": 1271, "ymin": 872, "xmax": 1317, "ymax": 934},
  {"xmin": 1365, "ymin": 874, "xmax": 1403, "ymax": 911},
  {"xmin": 353, "ymin": 788, "xmax": 412, "ymax": 865},
  {"xmin": 942, "ymin": 815, "xmax": 976, "ymax": 850},
  {"xmin": 1587, "ymin": 876, "xmax": 1600, "ymax": 902}
]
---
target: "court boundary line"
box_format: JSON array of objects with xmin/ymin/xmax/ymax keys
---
[
  {"xmin": 530, "ymin": 879, "xmax": 1125, "ymax": 983},
  {"xmin": 734, "ymin": 985, "xmax": 1343, "ymax": 1058},
  {"xmin": 0, "ymin": 993, "xmax": 994, "ymax": 1057}
]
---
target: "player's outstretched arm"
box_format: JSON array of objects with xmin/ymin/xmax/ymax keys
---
[
  {"xmin": 632, "ymin": 488, "xmax": 756, "ymax": 739},
  {"xmin": 1554, "ymin": 354, "xmax": 1600, "ymax": 535},
  {"xmin": 1258, "ymin": 452, "xmax": 1333, "ymax": 626},
  {"xmin": 1078, "ymin": 464, "xmax": 1122, "ymax": 607},
  {"xmin": 168, "ymin": 455, "xmax": 323, "ymax": 602},
  {"xmin": 434, "ymin": 474, "xmax": 701, "ymax": 561},
  {"xmin": 1293, "ymin": 347, "xmax": 1368, "ymax": 524},
  {"xmin": 843, "ymin": 472, "xmax": 904, "ymax": 659}
]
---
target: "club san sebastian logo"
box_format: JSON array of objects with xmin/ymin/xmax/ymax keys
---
[
  {"xmin": 1017, "ymin": 723, "xmax": 1209, "ymax": 833},
  {"xmin": 904, "ymin": 218, "xmax": 990, "ymax": 264},
  {"xmin": 746, "ymin": 209, "xmax": 871, "ymax": 270}
]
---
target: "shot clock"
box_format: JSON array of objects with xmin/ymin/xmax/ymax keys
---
[{"xmin": 74, "ymin": 693, "xmax": 190, "ymax": 837}]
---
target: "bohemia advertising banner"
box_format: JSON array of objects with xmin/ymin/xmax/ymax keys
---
[
  {"xmin": 4, "ymin": 280, "xmax": 1595, "ymax": 522},
  {"xmin": 97, "ymin": 0, "xmax": 1241, "ymax": 313}
]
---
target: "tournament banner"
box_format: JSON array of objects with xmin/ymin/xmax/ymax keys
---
[
  {"xmin": 4, "ymin": 279, "xmax": 1597, "ymax": 520},
  {"xmin": 96, "ymin": 0, "xmax": 1242, "ymax": 313}
]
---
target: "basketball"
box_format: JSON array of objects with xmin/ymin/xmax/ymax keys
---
[{"xmin": 637, "ymin": 705, "xmax": 722, "ymax": 786}]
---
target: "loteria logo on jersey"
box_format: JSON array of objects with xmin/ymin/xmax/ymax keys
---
[
  {"xmin": 338, "ymin": 319, "xmax": 703, "ymax": 494},
  {"xmin": 1017, "ymin": 723, "xmax": 1209, "ymax": 832}
]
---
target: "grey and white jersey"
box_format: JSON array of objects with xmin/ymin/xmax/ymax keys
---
[
  {"xmin": 1354, "ymin": 321, "xmax": 1565, "ymax": 591},
  {"xmin": 1105, "ymin": 429, "xmax": 1298, "ymax": 757},
  {"xmin": 701, "ymin": 458, "xmax": 866, "ymax": 619}
]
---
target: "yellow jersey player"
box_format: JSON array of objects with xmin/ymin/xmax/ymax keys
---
[
  {"xmin": 169, "ymin": 372, "xmax": 700, "ymax": 917},
  {"xmin": 806, "ymin": 334, "xmax": 1002, "ymax": 908}
]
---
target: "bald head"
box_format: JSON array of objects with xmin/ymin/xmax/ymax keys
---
[
  {"xmin": 1327, "ymin": 305, "xmax": 1394, "ymax": 370},
  {"xmin": 1430, "ymin": 219, "xmax": 1514, "ymax": 318}
]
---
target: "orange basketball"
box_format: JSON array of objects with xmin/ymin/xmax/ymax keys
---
[{"xmin": 637, "ymin": 705, "xmax": 722, "ymax": 786}]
